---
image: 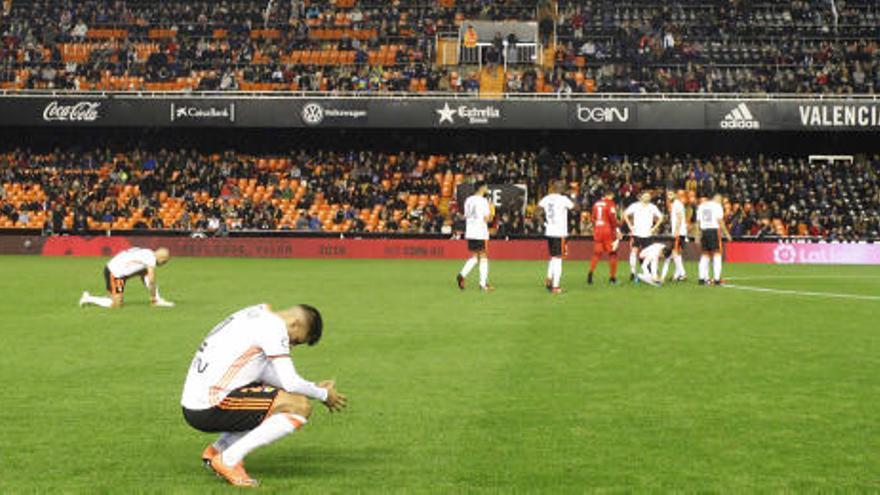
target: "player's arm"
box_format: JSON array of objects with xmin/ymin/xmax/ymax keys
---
[
  {"xmin": 720, "ymin": 218, "xmax": 733, "ymax": 241},
  {"xmin": 268, "ymin": 356, "xmax": 347, "ymax": 412},
  {"xmin": 651, "ymin": 209, "xmax": 664, "ymax": 234},
  {"xmin": 485, "ymin": 203, "xmax": 495, "ymax": 223},
  {"xmin": 142, "ymin": 266, "xmax": 174, "ymax": 306},
  {"xmin": 141, "ymin": 266, "xmax": 158, "ymax": 300}
]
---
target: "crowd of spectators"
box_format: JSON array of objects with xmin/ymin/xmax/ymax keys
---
[
  {"xmin": 2, "ymin": 0, "xmax": 879, "ymax": 94},
  {"xmin": 1, "ymin": 147, "xmax": 878, "ymax": 241},
  {"xmin": 526, "ymin": 0, "xmax": 880, "ymax": 94}
]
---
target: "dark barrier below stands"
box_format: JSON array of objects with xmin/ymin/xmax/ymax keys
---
[
  {"xmin": 3, "ymin": 95, "xmax": 880, "ymax": 131},
  {"xmin": 1, "ymin": 235, "xmax": 879, "ymax": 264}
]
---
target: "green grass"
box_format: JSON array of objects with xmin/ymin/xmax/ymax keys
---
[{"xmin": 0, "ymin": 255, "xmax": 878, "ymax": 493}]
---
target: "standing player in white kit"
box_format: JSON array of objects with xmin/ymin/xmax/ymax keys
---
[
  {"xmin": 696, "ymin": 193, "xmax": 733, "ymax": 285},
  {"xmin": 624, "ymin": 193, "xmax": 664, "ymax": 282},
  {"xmin": 537, "ymin": 180, "xmax": 576, "ymax": 294},
  {"xmin": 456, "ymin": 181, "xmax": 495, "ymax": 291},
  {"xmin": 663, "ymin": 191, "xmax": 689, "ymax": 281}
]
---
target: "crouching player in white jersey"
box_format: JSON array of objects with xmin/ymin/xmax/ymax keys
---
[
  {"xmin": 457, "ymin": 181, "xmax": 495, "ymax": 291},
  {"xmin": 79, "ymin": 246, "xmax": 173, "ymax": 308},
  {"xmin": 696, "ymin": 193, "xmax": 733, "ymax": 285},
  {"xmin": 181, "ymin": 304, "xmax": 347, "ymax": 487},
  {"xmin": 637, "ymin": 242, "xmax": 673, "ymax": 286},
  {"xmin": 537, "ymin": 180, "xmax": 575, "ymax": 294}
]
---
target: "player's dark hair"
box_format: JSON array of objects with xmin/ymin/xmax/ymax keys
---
[
  {"xmin": 474, "ymin": 180, "xmax": 487, "ymax": 191},
  {"xmin": 298, "ymin": 304, "xmax": 323, "ymax": 346},
  {"xmin": 662, "ymin": 246, "xmax": 673, "ymax": 259}
]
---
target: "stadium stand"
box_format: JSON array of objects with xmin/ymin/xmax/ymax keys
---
[
  {"xmin": 1, "ymin": 148, "xmax": 877, "ymax": 240},
  {"xmin": 1, "ymin": 0, "xmax": 877, "ymax": 94}
]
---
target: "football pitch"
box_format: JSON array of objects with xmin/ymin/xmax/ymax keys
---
[{"xmin": 1, "ymin": 255, "xmax": 878, "ymax": 493}]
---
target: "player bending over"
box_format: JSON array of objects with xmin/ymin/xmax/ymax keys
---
[
  {"xmin": 181, "ymin": 304, "xmax": 347, "ymax": 487},
  {"xmin": 624, "ymin": 192, "xmax": 663, "ymax": 282},
  {"xmin": 537, "ymin": 180, "xmax": 575, "ymax": 294},
  {"xmin": 663, "ymin": 190, "xmax": 689, "ymax": 282},
  {"xmin": 588, "ymin": 188, "xmax": 621, "ymax": 285},
  {"xmin": 457, "ymin": 181, "xmax": 495, "ymax": 291},
  {"xmin": 636, "ymin": 242, "xmax": 673, "ymax": 286},
  {"xmin": 79, "ymin": 246, "xmax": 173, "ymax": 308},
  {"xmin": 696, "ymin": 193, "xmax": 733, "ymax": 285}
]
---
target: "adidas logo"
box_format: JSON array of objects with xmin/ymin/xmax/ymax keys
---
[{"xmin": 720, "ymin": 103, "xmax": 760, "ymax": 129}]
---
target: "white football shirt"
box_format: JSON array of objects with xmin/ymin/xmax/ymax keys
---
[
  {"xmin": 464, "ymin": 194, "xmax": 491, "ymax": 240},
  {"xmin": 625, "ymin": 202, "xmax": 662, "ymax": 238},
  {"xmin": 697, "ymin": 201, "xmax": 724, "ymax": 230},
  {"xmin": 106, "ymin": 247, "xmax": 157, "ymax": 278},
  {"xmin": 538, "ymin": 193, "xmax": 575, "ymax": 238},
  {"xmin": 181, "ymin": 304, "xmax": 296, "ymax": 410},
  {"xmin": 639, "ymin": 242, "xmax": 666, "ymax": 261},
  {"xmin": 670, "ymin": 199, "xmax": 688, "ymax": 236}
]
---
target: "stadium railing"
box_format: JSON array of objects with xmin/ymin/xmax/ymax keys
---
[{"xmin": 2, "ymin": 89, "xmax": 880, "ymax": 101}]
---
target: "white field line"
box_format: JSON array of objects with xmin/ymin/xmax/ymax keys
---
[{"xmin": 723, "ymin": 284, "xmax": 880, "ymax": 302}]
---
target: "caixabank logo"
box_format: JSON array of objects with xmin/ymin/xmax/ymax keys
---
[{"xmin": 720, "ymin": 103, "xmax": 760, "ymax": 129}]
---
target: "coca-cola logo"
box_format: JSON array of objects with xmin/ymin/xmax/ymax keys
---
[{"xmin": 42, "ymin": 101, "xmax": 102, "ymax": 122}]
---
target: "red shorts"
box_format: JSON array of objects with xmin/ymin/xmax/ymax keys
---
[{"xmin": 593, "ymin": 231, "xmax": 616, "ymax": 254}]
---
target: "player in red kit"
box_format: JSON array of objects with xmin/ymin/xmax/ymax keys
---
[{"xmin": 588, "ymin": 189, "xmax": 621, "ymax": 284}]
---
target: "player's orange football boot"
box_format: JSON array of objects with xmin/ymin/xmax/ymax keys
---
[
  {"xmin": 210, "ymin": 454, "xmax": 259, "ymax": 487},
  {"xmin": 456, "ymin": 274, "xmax": 466, "ymax": 290},
  {"xmin": 201, "ymin": 445, "xmax": 219, "ymax": 468},
  {"xmin": 551, "ymin": 287, "xmax": 565, "ymax": 295}
]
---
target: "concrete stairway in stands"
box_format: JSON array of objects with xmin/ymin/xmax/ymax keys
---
[{"xmin": 479, "ymin": 66, "xmax": 506, "ymax": 97}]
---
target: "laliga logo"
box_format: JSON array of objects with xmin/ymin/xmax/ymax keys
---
[
  {"xmin": 576, "ymin": 105, "xmax": 629, "ymax": 123},
  {"xmin": 772, "ymin": 244, "xmax": 797, "ymax": 264},
  {"xmin": 301, "ymin": 103, "xmax": 325, "ymax": 125},
  {"xmin": 42, "ymin": 101, "xmax": 101, "ymax": 122}
]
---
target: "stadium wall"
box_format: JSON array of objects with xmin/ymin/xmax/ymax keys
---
[{"xmin": 1, "ymin": 235, "xmax": 878, "ymax": 264}]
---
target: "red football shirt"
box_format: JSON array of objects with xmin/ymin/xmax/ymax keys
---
[{"xmin": 592, "ymin": 198, "xmax": 618, "ymax": 236}]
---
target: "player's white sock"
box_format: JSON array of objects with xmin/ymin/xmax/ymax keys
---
[
  {"xmin": 661, "ymin": 257, "xmax": 671, "ymax": 281},
  {"xmin": 629, "ymin": 251, "xmax": 637, "ymax": 274},
  {"xmin": 83, "ymin": 294, "xmax": 114, "ymax": 308},
  {"xmin": 699, "ymin": 255, "xmax": 709, "ymax": 281},
  {"xmin": 221, "ymin": 413, "xmax": 307, "ymax": 466},
  {"xmin": 713, "ymin": 254, "xmax": 723, "ymax": 281},
  {"xmin": 673, "ymin": 254, "xmax": 685, "ymax": 278},
  {"xmin": 551, "ymin": 257, "xmax": 562, "ymax": 288},
  {"xmin": 478, "ymin": 257, "xmax": 489, "ymax": 288},
  {"xmin": 212, "ymin": 432, "xmax": 246, "ymax": 452},
  {"xmin": 460, "ymin": 256, "xmax": 477, "ymax": 277}
]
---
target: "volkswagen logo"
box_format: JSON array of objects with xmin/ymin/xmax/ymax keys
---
[{"xmin": 301, "ymin": 103, "xmax": 324, "ymax": 125}]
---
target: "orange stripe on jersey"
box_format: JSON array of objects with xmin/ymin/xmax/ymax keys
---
[{"xmin": 209, "ymin": 345, "xmax": 262, "ymax": 406}]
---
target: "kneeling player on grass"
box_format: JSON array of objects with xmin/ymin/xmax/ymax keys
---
[
  {"xmin": 79, "ymin": 246, "xmax": 173, "ymax": 308},
  {"xmin": 637, "ymin": 242, "xmax": 673, "ymax": 287},
  {"xmin": 181, "ymin": 304, "xmax": 347, "ymax": 487}
]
